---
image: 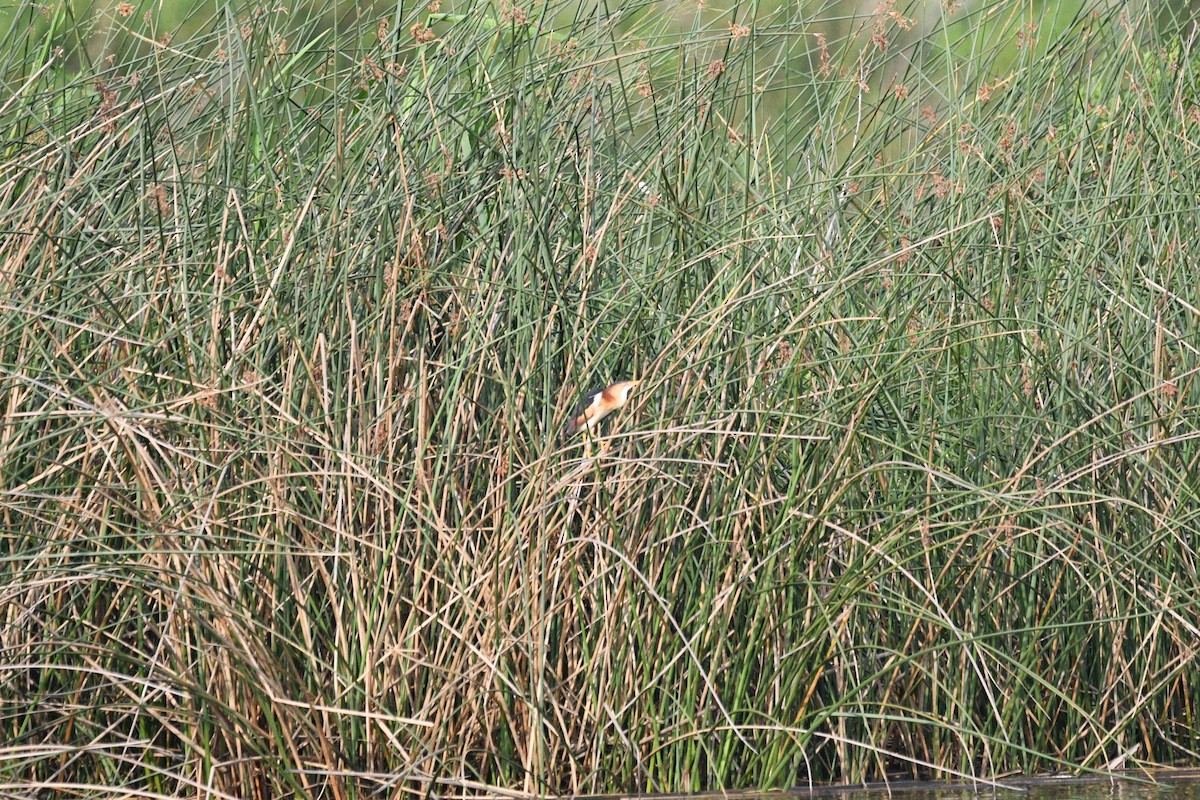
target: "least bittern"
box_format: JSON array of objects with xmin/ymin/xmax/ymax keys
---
[{"xmin": 562, "ymin": 380, "xmax": 640, "ymax": 441}]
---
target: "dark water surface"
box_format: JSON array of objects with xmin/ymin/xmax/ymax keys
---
[
  {"xmin": 838, "ymin": 774, "xmax": 1200, "ymax": 800},
  {"xmin": 855, "ymin": 775, "xmax": 1200, "ymax": 800},
  {"xmin": 581, "ymin": 774, "xmax": 1200, "ymax": 800}
]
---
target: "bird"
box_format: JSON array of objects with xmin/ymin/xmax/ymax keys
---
[{"xmin": 562, "ymin": 380, "xmax": 640, "ymax": 441}]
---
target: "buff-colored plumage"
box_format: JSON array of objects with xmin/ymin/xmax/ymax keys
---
[{"xmin": 563, "ymin": 380, "xmax": 640, "ymax": 440}]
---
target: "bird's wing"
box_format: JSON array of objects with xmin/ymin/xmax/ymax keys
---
[
  {"xmin": 562, "ymin": 386, "xmax": 605, "ymax": 439},
  {"xmin": 571, "ymin": 386, "xmax": 607, "ymax": 419}
]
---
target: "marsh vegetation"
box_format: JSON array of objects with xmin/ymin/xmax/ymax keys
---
[{"xmin": 2, "ymin": 0, "xmax": 1199, "ymax": 796}]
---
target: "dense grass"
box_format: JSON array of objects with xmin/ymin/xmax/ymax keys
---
[{"xmin": 3, "ymin": 0, "xmax": 1200, "ymax": 796}]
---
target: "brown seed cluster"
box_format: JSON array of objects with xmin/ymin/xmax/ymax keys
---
[
  {"xmin": 150, "ymin": 184, "xmax": 170, "ymax": 217},
  {"xmin": 500, "ymin": 1, "xmax": 527, "ymax": 25},
  {"xmin": 636, "ymin": 65, "xmax": 651, "ymax": 98},
  {"xmin": 766, "ymin": 339, "xmax": 794, "ymax": 372},
  {"xmin": 410, "ymin": 22, "xmax": 436, "ymax": 44},
  {"xmin": 813, "ymin": 33, "xmax": 832, "ymax": 78},
  {"xmin": 1016, "ymin": 22, "xmax": 1038, "ymax": 49},
  {"xmin": 871, "ymin": 0, "xmax": 915, "ymax": 51},
  {"xmin": 94, "ymin": 78, "xmax": 118, "ymax": 133}
]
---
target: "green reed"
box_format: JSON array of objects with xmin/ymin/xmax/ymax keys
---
[{"xmin": 1, "ymin": 0, "xmax": 1198, "ymax": 796}]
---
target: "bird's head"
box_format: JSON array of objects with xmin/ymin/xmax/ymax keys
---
[{"xmin": 612, "ymin": 380, "xmax": 640, "ymax": 405}]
